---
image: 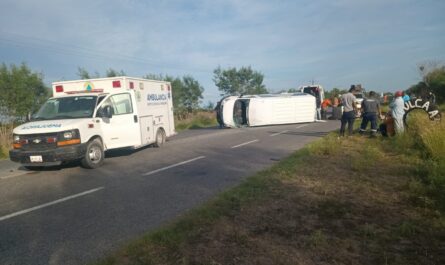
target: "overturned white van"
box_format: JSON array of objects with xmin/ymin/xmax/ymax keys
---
[
  {"xmin": 217, "ymin": 93, "xmax": 316, "ymax": 128},
  {"xmin": 10, "ymin": 77, "xmax": 175, "ymax": 169}
]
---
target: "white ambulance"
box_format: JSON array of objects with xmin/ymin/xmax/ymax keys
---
[{"xmin": 10, "ymin": 77, "xmax": 175, "ymax": 169}]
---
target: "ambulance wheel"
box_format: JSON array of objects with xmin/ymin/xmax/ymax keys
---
[
  {"xmin": 24, "ymin": 166, "xmax": 43, "ymax": 171},
  {"xmin": 153, "ymin": 128, "xmax": 166, "ymax": 147},
  {"xmin": 81, "ymin": 138, "xmax": 104, "ymax": 169}
]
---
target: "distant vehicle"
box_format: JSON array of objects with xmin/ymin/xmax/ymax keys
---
[
  {"xmin": 354, "ymin": 91, "xmax": 366, "ymax": 117},
  {"xmin": 10, "ymin": 77, "xmax": 175, "ymax": 169},
  {"xmin": 355, "ymin": 92, "xmax": 365, "ymax": 107},
  {"xmin": 299, "ymin": 85, "xmax": 325, "ymax": 120},
  {"xmin": 217, "ymin": 93, "xmax": 316, "ymax": 128}
]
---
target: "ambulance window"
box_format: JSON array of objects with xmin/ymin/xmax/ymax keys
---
[
  {"xmin": 110, "ymin": 93, "xmax": 133, "ymax": 115},
  {"xmin": 97, "ymin": 95, "xmax": 106, "ymax": 105},
  {"xmin": 97, "ymin": 98, "xmax": 113, "ymax": 117}
]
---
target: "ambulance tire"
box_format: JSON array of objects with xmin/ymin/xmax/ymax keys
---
[
  {"xmin": 153, "ymin": 128, "xmax": 166, "ymax": 148},
  {"xmin": 24, "ymin": 166, "xmax": 43, "ymax": 171},
  {"xmin": 81, "ymin": 138, "xmax": 104, "ymax": 169}
]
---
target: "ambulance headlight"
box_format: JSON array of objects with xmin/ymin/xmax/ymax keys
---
[
  {"xmin": 63, "ymin": 131, "xmax": 74, "ymax": 139},
  {"xmin": 13, "ymin": 134, "xmax": 28, "ymax": 149},
  {"xmin": 57, "ymin": 129, "xmax": 81, "ymax": 147},
  {"xmin": 58, "ymin": 129, "xmax": 80, "ymax": 141}
]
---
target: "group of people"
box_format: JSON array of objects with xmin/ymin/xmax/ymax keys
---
[{"xmin": 338, "ymin": 85, "xmax": 406, "ymax": 137}]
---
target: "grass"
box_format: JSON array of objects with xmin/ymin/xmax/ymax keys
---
[
  {"xmin": 175, "ymin": 111, "xmax": 218, "ymax": 131},
  {"xmin": 0, "ymin": 123, "xmax": 13, "ymax": 159},
  {"xmin": 93, "ymin": 107, "xmax": 445, "ymax": 265}
]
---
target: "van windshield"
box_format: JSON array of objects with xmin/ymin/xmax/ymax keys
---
[{"xmin": 33, "ymin": 96, "xmax": 98, "ymax": 120}]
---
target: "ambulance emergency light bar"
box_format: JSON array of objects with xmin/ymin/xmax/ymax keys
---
[
  {"xmin": 64, "ymin": 89, "xmax": 104, "ymax": 94},
  {"xmin": 54, "ymin": 79, "xmax": 136, "ymax": 94}
]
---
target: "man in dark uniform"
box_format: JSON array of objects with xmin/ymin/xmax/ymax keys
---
[{"xmin": 359, "ymin": 91, "xmax": 381, "ymax": 137}]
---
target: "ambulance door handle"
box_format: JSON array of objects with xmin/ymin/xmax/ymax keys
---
[{"xmin": 133, "ymin": 115, "xmax": 138, "ymax": 123}]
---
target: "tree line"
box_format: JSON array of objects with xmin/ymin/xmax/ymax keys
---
[
  {"xmin": 0, "ymin": 63, "xmax": 270, "ymax": 122},
  {"xmin": 1, "ymin": 61, "xmax": 443, "ymax": 123}
]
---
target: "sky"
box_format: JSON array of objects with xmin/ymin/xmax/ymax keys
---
[{"xmin": 1, "ymin": 0, "xmax": 444, "ymax": 104}]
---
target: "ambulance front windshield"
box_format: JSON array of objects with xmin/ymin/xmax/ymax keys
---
[{"xmin": 33, "ymin": 96, "xmax": 98, "ymax": 120}]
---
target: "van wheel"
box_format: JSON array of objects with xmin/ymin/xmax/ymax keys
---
[
  {"xmin": 153, "ymin": 128, "xmax": 166, "ymax": 147},
  {"xmin": 81, "ymin": 139, "xmax": 104, "ymax": 169}
]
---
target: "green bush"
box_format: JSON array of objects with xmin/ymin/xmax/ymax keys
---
[{"xmin": 175, "ymin": 112, "xmax": 217, "ymax": 131}]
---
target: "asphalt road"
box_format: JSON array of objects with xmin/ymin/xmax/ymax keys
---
[{"xmin": 0, "ymin": 121, "xmax": 338, "ymax": 265}]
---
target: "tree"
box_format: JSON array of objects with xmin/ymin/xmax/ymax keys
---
[
  {"xmin": 409, "ymin": 62, "xmax": 445, "ymax": 104},
  {"xmin": 0, "ymin": 63, "xmax": 49, "ymax": 121},
  {"xmin": 106, "ymin": 68, "xmax": 125, "ymax": 77},
  {"xmin": 204, "ymin": 101, "xmax": 215, "ymax": 111},
  {"xmin": 76, "ymin": 67, "xmax": 122, "ymax": 79},
  {"xmin": 287, "ymin": 88, "xmax": 300, "ymax": 93},
  {"xmin": 213, "ymin": 66, "xmax": 268, "ymax": 96},
  {"xmin": 77, "ymin": 67, "xmax": 91, "ymax": 79},
  {"xmin": 181, "ymin": 75, "xmax": 204, "ymax": 112},
  {"xmin": 143, "ymin": 73, "xmax": 204, "ymax": 119},
  {"xmin": 426, "ymin": 66, "xmax": 445, "ymax": 103},
  {"xmin": 325, "ymin": 88, "xmax": 347, "ymax": 99}
]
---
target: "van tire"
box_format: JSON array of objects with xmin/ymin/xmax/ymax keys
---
[
  {"xmin": 153, "ymin": 128, "xmax": 165, "ymax": 148},
  {"xmin": 81, "ymin": 138, "xmax": 104, "ymax": 169}
]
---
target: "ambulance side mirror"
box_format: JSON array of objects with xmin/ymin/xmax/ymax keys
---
[
  {"xmin": 103, "ymin": 105, "xmax": 113, "ymax": 118},
  {"xmin": 98, "ymin": 105, "xmax": 113, "ymax": 118}
]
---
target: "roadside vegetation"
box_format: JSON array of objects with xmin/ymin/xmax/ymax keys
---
[
  {"xmin": 175, "ymin": 111, "xmax": 217, "ymax": 131},
  {"xmin": 0, "ymin": 123, "xmax": 13, "ymax": 159},
  {"xmin": 94, "ymin": 112, "xmax": 444, "ymax": 265}
]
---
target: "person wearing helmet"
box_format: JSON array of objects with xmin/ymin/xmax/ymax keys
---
[{"xmin": 389, "ymin": 90, "xmax": 405, "ymax": 134}]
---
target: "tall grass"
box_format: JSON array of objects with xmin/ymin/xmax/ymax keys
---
[
  {"xmin": 393, "ymin": 109, "xmax": 445, "ymax": 210},
  {"xmin": 175, "ymin": 111, "xmax": 217, "ymax": 131},
  {"xmin": 0, "ymin": 124, "xmax": 13, "ymax": 159}
]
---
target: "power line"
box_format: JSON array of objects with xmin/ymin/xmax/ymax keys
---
[{"xmin": 0, "ymin": 32, "xmax": 212, "ymax": 74}]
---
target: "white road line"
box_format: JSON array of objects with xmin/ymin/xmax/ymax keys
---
[
  {"xmin": 142, "ymin": 156, "xmax": 206, "ymax": 176},
  {"xmin": 295, "ymin": 124, "xmax": 308, "ymax": 129},
  {"xmin": 270, "ymin": 130, "xmax": 289, "ymax": 137},
  {"xmin": 0, "ymin": 187, "xmax": 104, "ymax": 222},
  {"xmin": 231, "ymin": 139, "xmax": 259, "ymax": 149}
]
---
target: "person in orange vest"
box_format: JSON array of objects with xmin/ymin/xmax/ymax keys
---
[{"xmin": 321, "ymin": 98, "xmax": 332, "ymax": 120}]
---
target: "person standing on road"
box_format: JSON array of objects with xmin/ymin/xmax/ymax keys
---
[
  {"xmin": 321, "ymin": 98, "xmax": 332, "ymax": 120},
  {"xmin": 359, "ymin": 91, "xmax": 381, "ymax": 137},
  {"xmin": 339, "ymin": 85, "xmax": 358, "ymax": 137},
  {"xmin": 390, "ymin": 91, "xmax": 405, "ymax": 134}
]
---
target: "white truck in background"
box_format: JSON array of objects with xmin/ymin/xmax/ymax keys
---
[{"xmin": 10, "ymin": 77, "xmax": 175, "ymax": 169}]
